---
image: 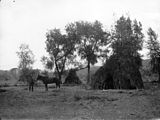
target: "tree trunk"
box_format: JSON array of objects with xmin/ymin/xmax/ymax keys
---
[
  {"xmin": 87, "ymin": 61, "xmax": 90, "ymax": 84},
  {"xmin": 58, "ymin": 73, "xmax": 62, "ymax": 81},
  {"xmin": 54, "ymin": 61, "xmax": 61, "ymax": 81},
  {"xmin": 158, "ymin": 70, "xmax": 160, "ymax": 83}
]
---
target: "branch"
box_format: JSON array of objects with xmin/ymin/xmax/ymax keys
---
[
  {"xmin": 55, "ymin": 47, "xmax": 73, "ymax": 62},
  {"xmin": 55, "ymin": 60, "xmax": 60, "ymax": 74}
]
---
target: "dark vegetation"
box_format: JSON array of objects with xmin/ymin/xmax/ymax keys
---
[
  {"xmin": 147, "ymin": 28, "xmax": 160, "ymax": 82},
  {"xmin": 91, "ymin": 57, "xmax": 143, "ymax": 89}
]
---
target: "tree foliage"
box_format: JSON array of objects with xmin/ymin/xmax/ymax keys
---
[
  {"xmin": 111, "ymin": 16, "xmax": 144, "ymax": 88},
  {"xmin": 66, "ymin": 20, "xmax": 109, "ymax": 84},
  {"xmin": 44, "ymin": 28, "xmax": 76, "ymax": 80},
  {"xmin": 111, "ymin": 16, "xmax": 143, "ymax": 69},
  {"xmin": 16, "ymin": 44, "xmax": 35, "ymax": 83},
  {"xmin": 17, "ymin": 44, "xmax": 35, "ymax": 69}
]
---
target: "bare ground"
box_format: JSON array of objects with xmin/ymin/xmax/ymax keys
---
[{"xmin": 0, "ymin": 83, "xmax": 160, "ymax": 120}]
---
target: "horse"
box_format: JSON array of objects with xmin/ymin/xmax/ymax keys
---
[{"xmin": 36, "ymin": 74, "xmax": 61, "ymax": 91}]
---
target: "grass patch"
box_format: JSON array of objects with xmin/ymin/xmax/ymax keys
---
[
  {"xmin": 0, "ymin": 83, "xmax": 10, "ymax": 87},
  {"xmin": 84, "ymin": 95, "xmax": 101, "ymax": 100},
  {"xmin": 74, "ymin": 93, "xmax": 105, "ymax": 101},
  {"xmin": 74, "ymin": 94, "xmax": 82, "ymax": 101}
]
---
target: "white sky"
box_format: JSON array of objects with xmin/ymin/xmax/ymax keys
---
[{"xmin": 0, "ymin": 0, "xmax": 160, "ymax": 70}]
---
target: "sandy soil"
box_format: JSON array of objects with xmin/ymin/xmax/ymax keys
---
[{"xmin": 0, "ymin": 83, "xmax": 160, "ymax": 120}]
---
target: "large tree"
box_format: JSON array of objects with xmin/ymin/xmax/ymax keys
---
[
  {"xmin": 92, "ymin": 16, "xmax": 144, "ymax": 89},
  {"xmin": 111, "ymin": 16, "xmax": 143, "ymax": 67},
  {"xmin": 44, "ymin": 28, "xmax": 76, "ymax": 81},
  {"xmin": 16, "ymin": 43, "xmax": 35, "ymax": 83},
  {"xmin": 110, "ymin": 16, "xmax": 144, "ymax": 89},
  {"xmin": 147, "ymin": 27, "xmax": 160, "ymax": 82},
  {"xmin": 66, "ymin": 20, "xmax": 109, "ymax": 84}
]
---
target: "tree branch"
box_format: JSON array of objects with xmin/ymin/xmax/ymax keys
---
[{"xmin": 55, "ymin": 47, "xmax": 73, "ymax": 62}]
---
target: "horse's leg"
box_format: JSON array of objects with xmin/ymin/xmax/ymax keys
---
[
  {"xmin": 29, "ymin": 84, "xmax": 31, "ymax": 91},
  {"xmin": 57, "ymin": 83, "xmax": 60, "ymax": 89},
  {"xmin": 45, "ymin": 84, "xmax": 48, "ymax": 91},
  {"xmin": 56, "ymin": 83, "xmax": 60, "ymax": 89},
  {"xmin": 45, "ymin": 84, "xmax": 47, "ymax": 91},
  {"xmin": 32, "ymin": 85, "xmax": 33, "ymax": 92}
]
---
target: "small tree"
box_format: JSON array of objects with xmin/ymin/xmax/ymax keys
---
[
  {"xmin": 147, "ymin": 27, "xmax": 160, "ymax": 82},
  {"xmin": 16, "ymin": 44, "xmax": 35, "ymax": 83}
]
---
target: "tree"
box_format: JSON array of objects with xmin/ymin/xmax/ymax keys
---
[
  {"xmin": 16, "ymin": 43, "xmax": 35, "ymax": 83},
  {"xmin": 66, "ymin": 20, "xmax": 109, "ymax": 84},
  {"xmin": 111, "ymin": 16, "xmax": 143, "ymax": 68},
  {"xmin": 110, "ymin": 16, "xmax": 144, "ymax": 89},
  {"xmin": 147, "ymin": 27, "xmax": 160, "ymax": 82},
  {"xmin": 44, "ymin": 28, "xmax": 76, "ymax": 81},
  {"xmin": 92, "ymin": 16, "xmax": 144, "ymax": 90}
]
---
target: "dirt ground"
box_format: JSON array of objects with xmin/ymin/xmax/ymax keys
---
[{"xmin": 0, "ymin": 83, "xmax": 160, "ymax": 120}]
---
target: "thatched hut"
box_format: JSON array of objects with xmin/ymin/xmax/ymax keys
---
[
  {"xmin": 91, "ymin": 66, "xmax": 114, "ymax": 89},
  {"xmin": 64, "ymin": 69, "xmax": 81, "ymax": 85},
  {"xmin": 91, "ymin": 56, "xmax": 144, "ymax": 90}
]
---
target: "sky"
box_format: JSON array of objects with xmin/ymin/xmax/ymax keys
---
[{"xmin": 0, "ymin": 0, "xmax": 160, "ymax": 70}]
